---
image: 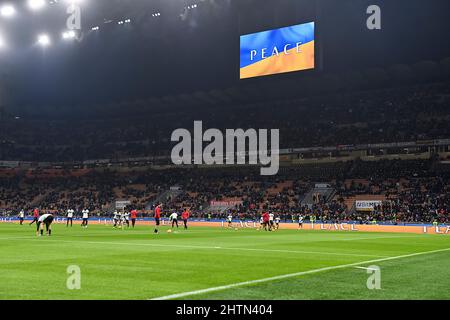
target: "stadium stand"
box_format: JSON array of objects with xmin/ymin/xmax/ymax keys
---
[
  {"xmin": 0, "ymin": 68, "xmax": 449, "ymax": 225},
  {"xmin": 0, "ymin": 158, "xmax": 448, "ymax": 224},
  {"xmin": 1, "ymin": 79, "xmax": 450, "ymax": 162}
]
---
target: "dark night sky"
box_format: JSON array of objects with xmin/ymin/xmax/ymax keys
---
[{"xmin": 1, "ymin": 0, "xmax": 450, "ymax": 108}]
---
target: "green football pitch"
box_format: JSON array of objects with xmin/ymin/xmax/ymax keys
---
[{"xmin": 0, "ymin": 223, "xmax": 449, "ymax": 300}]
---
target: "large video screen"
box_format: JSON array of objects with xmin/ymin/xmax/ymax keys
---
[{"xmin": 240, "ymin": 22, "xmax": 315, "ymax": 79}]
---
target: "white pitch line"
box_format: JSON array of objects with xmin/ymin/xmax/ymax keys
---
[
  {"xmin": 329, "ymin": 235, "xmax": 424, "ymax": 241},
  {"xmin": 218, "ymin": 247, "xmax": 386, "ymax": 258},
  {"xmin": 0, "ymin": 232, "xmax": 424, "ymax": 242},
  {"xmin": 150, "ymin": 247, "xmax": 450, "ymax": 300},
  {"xmin": 0, "ymin": 236, "xmax": 388, "ymax": 258},
  {"xmin": 0, "ymin": 229, "xmax": 221, "ymax": 241},
  {"xmin": 0, "ymin": 232, "xmax": 429, "ymax": 258},
  {"xmin": 353, "ymin": 266, "xmax": 378, "ymax": 271},
  {"xmin": 34, "ymin": 239, "xmax": 388, "ymax": 258}
]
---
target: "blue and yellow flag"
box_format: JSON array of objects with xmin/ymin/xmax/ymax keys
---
[{"xmin": 240, "ymin": 22, "xmax": 315, "ymax": 79}]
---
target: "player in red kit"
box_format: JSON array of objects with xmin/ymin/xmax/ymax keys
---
[
  {"xmin": 29, "ymin": 208, "xmax": 39, "ymax": 225},
  {"xmin": 262, "ymin": 212, "xmax": 270, "ymax": 231},
  {"xmin": 154, "ymin": 204, "xmax": 162, "ymax": 234},
  {"xmin": 182, "ymin": 208, "xmax": 190, "ymax": 230},
  {"xmin": 130, "ymin": 209, "xmax": 138, "ymax": 228}
]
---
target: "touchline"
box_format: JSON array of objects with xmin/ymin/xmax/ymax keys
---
[{"xmin": 171, "ymin": 121, "xmax": 280, "ymax": 175}]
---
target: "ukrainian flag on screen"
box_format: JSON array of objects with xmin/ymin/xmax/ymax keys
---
[{"xmin": 240, "ymin": 22, "xmax": 315, "ymax": 79}]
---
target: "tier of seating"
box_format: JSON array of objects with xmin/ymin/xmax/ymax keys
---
[
  {"xmin": 1, "ymin": 82, "xmax": 449, "ymax": 162},
  {"xmin": 0, "ymin": 159, "xmax": 448, "ymax": 224}
]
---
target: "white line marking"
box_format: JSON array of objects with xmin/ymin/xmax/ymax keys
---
[
  {"xmin": 150, "ymin": 247, "xmax": 450, "ymax": 300},
  {"xmin": 0, "ymin": 230, "xmax": 218, "ymax": 241},
  {"xmin": 0, "ymin": 233, "xmax": 430, "ymax": 259},
  {"xmin": 219, "ymin": 247, "xmax": 386, "ymax": 258},
  {"xmin": 333, "ymin": 235, "xmax": 423, "ymax": 241},
  {"xmin": 354, "ymin": 266, "xmax": 378, "ymax": 271},
  {"xmin": 0, "ymin": 233, "xmax": 424, "ymax": 242},
  {"xmin": 17, "ymin": 238, "xmax": 387, "ymax": 258}
]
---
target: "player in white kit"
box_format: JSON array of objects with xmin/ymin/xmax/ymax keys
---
[
  {"xmin": 275, "ymin": 216, "xmax": 281, "ymax": 230},
  {"xmin": 269, "ymin": 213, "xmax": 274, "ymax": 231},
  {"xmin": 298, "ymin": 214, "xmax": 304, "ymax": 229},
  {"xmin": 81, "ymin": 209, "xmax": 89, "ymax": 228},
  {"xmin": 113, "ymin": 210, "xmax": 120, "ymax": 228},
  {"xmin": 227, "ymin": 214, "xmax": 233, "ymax": 228},
  {"xmin": 36, "ymin": 213, "xmax": 54, "ymax": 236},
  {"xmin": 18, "ymin": 209, "xmax": 25, "ymax": 225},
  {"xmin": 67, "ymin": 209, "xmax": 74, "ymax": 227},
  {"xmin": 122, "ymin": 211, "xmax": 130, "ymax": 228},
  {"xmin": 169, "ymin": 212, "xmax": 179, "ymax": 229}
]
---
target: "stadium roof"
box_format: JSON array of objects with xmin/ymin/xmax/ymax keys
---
[{"xmin": 0, "ymin": 0, "xmax": 450, "ymax": 109}]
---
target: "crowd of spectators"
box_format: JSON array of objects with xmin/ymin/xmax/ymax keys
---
[
  {"xmin": 0, "ymin": 159, "xmax": 448, "ymax": 224},
  {"xmin": 1, "ymin": 82, "xmax": 449, "ymax": 162},
  {"xmin": 0, "ymin": 80, "xmax": 449, "ymax": 224}
]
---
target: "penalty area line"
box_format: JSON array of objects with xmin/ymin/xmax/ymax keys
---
[{"xmin": 149, "ymin": 247, "xmax": 450, "ymax": 300}]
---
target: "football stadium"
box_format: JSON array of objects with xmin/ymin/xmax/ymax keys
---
[{"xmin": 0, "ymin": 0, "xmax": 449, "ymax": 307}]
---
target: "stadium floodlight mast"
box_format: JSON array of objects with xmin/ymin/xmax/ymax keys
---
[
  {"xmin": 37, "ymin": 33, "xmax": 51, "ymax": 46},
  {"xmin": 0, "ymin": 4, "xmax": 16, "ymax": 18},
  {"xmin": 28, "ymin": 0, "xmax": 46, "ymax": 11}
]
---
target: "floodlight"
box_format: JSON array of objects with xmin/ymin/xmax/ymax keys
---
[
  {"xmin": 62, "ymin": 30, "xmax": 76, "ymax": 39},
  {"xmin": 0, "ymin": 4, "xmax": 16, "ymax": 17},
  {"xmin": 37, "ymin": 34, "xmax": 51, "ymax": 46},
  {"xmin": 28, "ymin": 0, "xmax": 46, "ymax": 10}
]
